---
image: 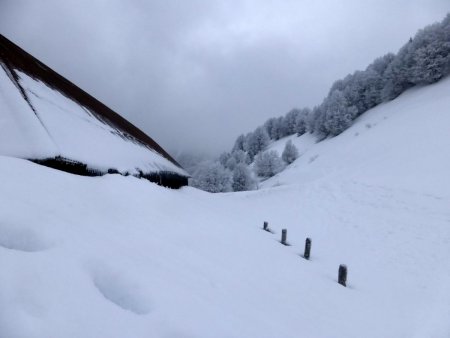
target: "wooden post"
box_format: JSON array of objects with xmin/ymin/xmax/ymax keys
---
[
  {"xmin": 304, "ymin": 238, "xmax": 311, "ymax": 259},
  {"xmin": 281, "ymin": 229, "xmax": 287, "ymax": 245},
  {"xmin": 338, "ymin": 264, "xmax": 347, "ymax": 287},
  {"xmin": 263, "ymin": 221, "xmax": 268, "ymax": 231}
]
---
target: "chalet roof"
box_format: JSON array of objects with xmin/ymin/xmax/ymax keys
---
[{"xmin": 0, "ymin": 34, "xmax": 187, "ymax": 178}]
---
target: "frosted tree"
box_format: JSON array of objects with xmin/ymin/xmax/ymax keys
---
[
  {"xmin": 246, "ymin": 126, "xmax": 270, "ymax": 160},
  {"xmin": 284, "ymin": 109, "xmax": 301, "ymax": 135},
  {"xmin": 225, "ymin": 156, "xmax": 237, "ymax": 171},
  {"xmin": 191, "ymin": 162, "xmax": 232, "ymax": 193},
  {"xmin": 265, "ymin": 117, "xmax": 288, "ymax": 140},
  {"xmin": 254, "ymin": 150, "xmax": 284, "ymax": 178},
  {"xmin": 368, "ymin": 53, "xmax": 395, "ymax": 75},
  {"xmin": 232, "ymin": 164, "xmax": 255, "ymax": 191},
  {"xmin": 264, "ymin": 118, "xmax": 278, "ymax": 140},
  {"xmin": 364, "ymin": 54, "xmax": 395, "ymax": 109},
  {"xmin": 381, "ymin": 40, "xmax": 415, "ymax": 101},
  {"xmin": 294, "ymin": 108, "xmax": 310, "ymax": 135},
  {"xmin": 282, "ymin": 140, "xmax": 299, "ymax": 164},
  {"xmin": 409, "ymin": 17, "xmax": 450, "ymax": 84},
  {"xmin": 218, "ymin": 152, "xmax": 231, "ymax": 167},
  {"xmin": 341, "ymin": 71, "xmax": 366, "ymax": 114},
  {"xmin": 323, "ymin": 90, "xmax": 357, "ymax": 136},
  {"xmin": 275, "ymin": 116, "xmax": 289, "ymax": 139},
  {"xmin": 230, "ymin": 149, "xmax": 251, "ymax": 165},
  {"xmin": 232, "ymin": 134, "xmax": 246, "ymax": 152},
  {"xmin": 307, "ymin": 105, "xmax": 328, "ymax": 136}
]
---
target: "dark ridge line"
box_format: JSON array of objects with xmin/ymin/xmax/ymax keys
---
[
  {"xmin": 0, "ymin": 61, "xmax": 36, "ymax": 112},
  {"xmin": 1, "ymin": 61, "xmax": 64, "ymax": 151},
  {"xmin": 0, "ymin": 34, "xmax": 183, "ymax": 169}
]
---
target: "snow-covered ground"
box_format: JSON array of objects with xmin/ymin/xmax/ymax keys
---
[{"xmin": 1, "ymin": 76, "xmax": 450, "ymax": 337}]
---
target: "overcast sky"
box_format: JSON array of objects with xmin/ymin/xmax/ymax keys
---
[{"xmin": 1, "ymin": 0, "xmax": 449, "ymax": 156}]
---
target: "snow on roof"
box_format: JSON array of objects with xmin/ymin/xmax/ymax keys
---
[{"xmin": 0, "ymin": 34, "xmax": 187, "ymax": 177}]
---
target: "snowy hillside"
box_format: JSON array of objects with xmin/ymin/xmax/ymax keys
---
[
  {"xmin": 1, "ymin": 77, "xmax": 450, "ymax": 337},
  {"xmin": 263, "ymin": 76, "xmax": 450, "ymax": 195}
]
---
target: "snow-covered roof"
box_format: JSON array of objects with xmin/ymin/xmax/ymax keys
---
[{"xmin": 0, "ymin": 34, "xmax": 187, "ymax": 177}]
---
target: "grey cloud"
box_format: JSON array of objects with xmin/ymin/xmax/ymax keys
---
[{"xmin": 1, "ymin": 0, "xmax": 449, "ymax": 156}]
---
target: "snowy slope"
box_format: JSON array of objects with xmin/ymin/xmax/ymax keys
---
[
  {"xmin": 1, "ymin": 77, "xmax": 450, "ymax": 338},
  {"xmin": 263, "ymin": 76, "xmax": 450, "ymax": 196},
  {"xmin": 0, "ymin": 66, "xmax": 186, "ymax": 176}
]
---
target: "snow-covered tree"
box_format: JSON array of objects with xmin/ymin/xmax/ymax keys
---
[
  {"xmin": 231, "ymin": 149, "xmax": 251, "ymax": 165},
  {"xmin": 191, "ymin": 162, "xmax": 232, "ymax": 193},
  {"xmin": 225, "ymin": 156, "xmax": 237, "ymax": 171},
  {"xmin": 409, "ymin": 17, "xmax": 450, "ymax": 84},
  {"xmin": 218, "ymin": 152, "xmax": 231, "ymax": 167},
  {"xmin": 254, "ymin": 150, "xmax": 284, "ymax": 178},
  {"xmin": 323, "ymin": 90, "xmax": 357, "ymax": 136},
  {"xmin": 282, "ymin": 140, "xmax": 299, "ymax": 164},
  {"xmin": 264, "ymin": 118, "xmax": 278, "ymax": 140},
  {"xmin": 381, "ymin": 40, "xmax": 415, "ymax": 101},
  {"xmin": 306, "ymin": 106, "xmax": 321, "ymax": 134},
  {"xmin": 232, "ymin": 163, "xmax": 255, "ymax": 191},
  {"xmin": 275, "ymin": 116, "xmax": 289, "ymax": 139},
  {"xmin": 265, "ymin": 117, "xmax": 288, "ymax": 140},
  {"xmin": 294, "ymin": 108, "xmax": 310, "ymax": 135},
  {"xmin": 232, "ymin": 134, "xmax": 246, "ymax": 152},
  {"xmin": 246, "ymin": 127, "xmax": 270, "ymax": 160},
  {"xmin": 284, "ymin": 109, "xmax": 301, "ymax": 135}
]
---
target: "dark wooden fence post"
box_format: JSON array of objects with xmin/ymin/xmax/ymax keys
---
[
  {"xmin": 304, "ymin": 238, "xmax": 311, "ymax": 259},
  {"xmin": 281, "ymin": 229, "xmax": 287, "ymax": 245},
  {"xmin": 263, "ymin": 221, "xmax": 268, "ymax": 231},
  {"xmin": 338, "ymin": 264, "xmax": 347, "ymax": 287}
]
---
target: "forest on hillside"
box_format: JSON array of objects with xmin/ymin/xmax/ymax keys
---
[{"xmin": 188, "ymin": 13, "xmax": 450, "ymax": 193}]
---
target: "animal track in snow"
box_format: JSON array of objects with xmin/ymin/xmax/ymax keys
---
[
  {"xmin": 91, "ymin": 264, "xmax": 152, "ymax": 315},
  {"xmin": 0, "ymin": 223, "xmax": 53, "ymax": 252}
]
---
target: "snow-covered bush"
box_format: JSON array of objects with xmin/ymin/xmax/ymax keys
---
[
  {"xmin": 282, "ymin": 140, "xmax": 299, "ymax": 164},
  {"xmin": 191, "ymin": 162, "xmax": 232, "ymax": 193},
  {"xmin": 254, "ymin": 150, "xmax": 284, "ymax": 178},
  {"xmin": 232, "ymin": 163, "xmax": 255, "ymax": 191}
]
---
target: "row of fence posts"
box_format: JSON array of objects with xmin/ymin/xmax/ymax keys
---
[{"xmin": 263, "ymin": 221, "xmax": 347, "ymax": 287}]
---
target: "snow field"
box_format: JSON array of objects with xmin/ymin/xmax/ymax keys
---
[{"xmin": 1, "ymin": 76, "xmax": 450, "ymax": 337}]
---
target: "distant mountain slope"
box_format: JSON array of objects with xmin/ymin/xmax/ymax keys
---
[
  {"xmin": 223, "ymin": 13, "xmax": 449, "ymax": 181},
  {"xmin": 0, "ymin": 34, "xmax": 188, "ymax": 185},
  {"xmin": 261, "ymin": 75, "xmax": 450, "ymax": 196}
]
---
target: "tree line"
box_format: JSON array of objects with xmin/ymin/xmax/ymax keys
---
[{"xmin": 191, "ymin": 13, "xmax": 450, "ymax": 193}]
